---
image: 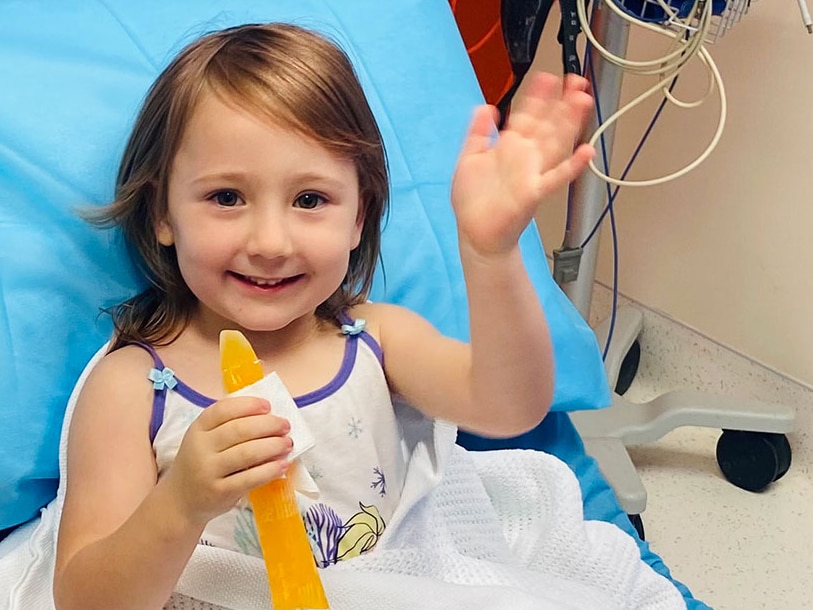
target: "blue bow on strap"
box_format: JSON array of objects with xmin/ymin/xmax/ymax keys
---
[
  {"xmin": 341, "ymin": 318, "xmax": 366, "ymax": 336},
  {"xmin": 148, "ymin": 367, "xmax": 178, "ymax": 391}
]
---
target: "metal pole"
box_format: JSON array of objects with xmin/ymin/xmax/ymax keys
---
[{"xmin": 558, "ymin": 1, "xmax": 631, "ymax": 319}]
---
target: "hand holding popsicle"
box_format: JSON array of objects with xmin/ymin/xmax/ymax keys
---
[{"xmin": 162, "ymin": 393, "xmax": 293, "ymax": 527}]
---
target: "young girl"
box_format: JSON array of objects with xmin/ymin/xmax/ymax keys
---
[{"xmin": 53, "ymin": 23, "xmax": 594, "ymax": 610}]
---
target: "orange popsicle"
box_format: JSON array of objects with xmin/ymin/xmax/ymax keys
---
[{"xmin": 220, "ymin": 330, "xmax": 328, "ymax": 610}]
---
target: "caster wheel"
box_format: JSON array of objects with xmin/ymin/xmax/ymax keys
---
[
  {"xmin": 716, "ymin": 430, "xmax": 792, "ymax": 492},
  {"xmin": 615, "ymin": 340, "xmax": 641, "ymax": 396},
  {"xmin": 770, "ymin": 433, "xmax": 792, "ymax": 482},
  {"xmin": 627, "ymin": 513, "xmax": 645, "ymax": 541}
]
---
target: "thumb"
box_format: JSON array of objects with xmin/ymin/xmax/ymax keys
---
[{"xmin": 459, "ymin": 105, "xmax": 499, "ymax": 157}]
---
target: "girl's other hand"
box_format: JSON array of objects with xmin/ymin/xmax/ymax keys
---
[
  {"xmin": 451, "ymin": 72, "xmax": 595, "ymax": 257},
  {"xmin": 162, "ymin": 396, "xmax": 292, "ymax": 526}
]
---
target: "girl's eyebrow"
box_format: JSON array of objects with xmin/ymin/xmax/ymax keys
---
[
  {"xmin": 287, "ymin": 172, "xmax": 349, "ymax": 191},
  {"xmin": 191, "ymin": 170, "xmax": 350, "ymax": 191},
  {"xmin": 190, "ymin": 171, "xmax": 248, "ymax": 187}
]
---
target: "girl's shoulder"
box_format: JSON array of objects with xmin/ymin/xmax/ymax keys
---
[
  {"xmin": 94, "ymin": 343, "xmax": 157, "ymax": 379},
  {"xmin": 76, "ymin": 344, "xmax": 157, "ymax": 411},
  {"xmin": 346, "ymin": 301, "xmax": 414, "ymax": 333},
  {"xmin": 344, "ymin": 302, "xmax": 465, "ymax": 410},
  {"xmin": 346, "ymin": 302, "xmax": 439, "ymax": 348}
]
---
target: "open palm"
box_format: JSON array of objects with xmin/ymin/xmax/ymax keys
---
[{"xmin": 451, "ymin": 73, "xmax": 595, "ymax": 256}]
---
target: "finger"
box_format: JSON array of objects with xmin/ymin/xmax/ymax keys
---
[
  {"xmin": 223, "ymin": 457, "xmax": 291, "ymax": 493},
  {"xmin": 212, "ymin": 412, "xmax": 291, "ymax": 452},
  {"xmin": 563, "ymin": 73, "xmax": 590, "ymax": 96},
  {"xmin": 526, "ymin": 71, "xmax": 564, "ymax": 100},
  {"xmin": 216, "ymin": 436, "xmax": 294, "ymax": 478},
  {"xmin": 459, "ymin": 105, "xmax": 498, "ymax": 157},
  {"xmin": 506, "ymin": 72, "xmax": 562, "ymax": 137},
  {"xmin": 196, "ymin": 396, "xmax": 271, "ymax": 431},
  {"xmin": 521, "ymin": 73, "xmax": 593, "ymax": 131},
  {"xmin": 535, "ymin": 143, "xmax": 595, "ymax": 196},
  {"xmin": 561, "ymin": 85, "xmax": 594, "ymax": 129},
  {"xmin": 488, "ymin": 105, "xmax": 500, "ymax": 127},
  {"xmin": 530, "ymin": 86, "xmax": 594, "ymax": 164}
]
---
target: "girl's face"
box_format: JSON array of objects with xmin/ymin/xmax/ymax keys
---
[{"xmin": 159, "ymin": 93, "xmax": 363, "ymax": 336}]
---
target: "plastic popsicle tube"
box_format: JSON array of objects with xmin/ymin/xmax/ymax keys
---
[{"xmin": 219, "ymin": 330, "xmax": 328, "ymax": 610}]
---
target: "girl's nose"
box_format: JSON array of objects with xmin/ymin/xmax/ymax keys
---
[{"xmin": 244, "ymin": 207, "xmax": 294, "ymax": 259}]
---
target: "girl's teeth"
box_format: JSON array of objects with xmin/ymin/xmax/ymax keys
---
[{"xmin": 248, "ymin": 276, "xmax": 283, "ymax": 286}]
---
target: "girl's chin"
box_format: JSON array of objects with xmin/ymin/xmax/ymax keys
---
[{"xmin": 226, "ymin": 312, "xmax": 320, "ymax": 334}]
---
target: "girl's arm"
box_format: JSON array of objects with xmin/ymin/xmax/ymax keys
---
[
  {"xmin": 365, "ymin": 73, "xmax": 594, "ymax": 438},
  {"xmin": 54, "ymin": 347, "xmax": 199, "ymax": 610},
  {"xmin": 54, "ymin": 347, "xmax": 292, "ymax": 610}
]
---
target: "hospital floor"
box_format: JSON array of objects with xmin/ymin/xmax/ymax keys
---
[{"xmin": 589, "ymin": 287, "xmax": 813, "ymax": 610}]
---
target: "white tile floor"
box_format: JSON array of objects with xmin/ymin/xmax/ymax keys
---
[
  {"xmin": 631, "ymin": 428, "xmax": 812, "ymax": 610},
  {"xmin": 589, "ymin": 285, "xmax": 813, "ymax": 610}
]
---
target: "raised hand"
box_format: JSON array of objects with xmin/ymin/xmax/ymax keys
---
[
  {"xmin": 451, "ymin": 72, "xmax": 595, "ymax": 257},
  {"xmin": 162, "ymin": 396, "xmax": 293, "ymax": 526}
]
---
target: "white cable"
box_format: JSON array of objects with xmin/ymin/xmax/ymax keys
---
[
  {"xmin": 576, "ymin": 0, "xmax": 728, "ymax": 187},
  {"xmin": 578, "ymin": 0, "xmax": 691, "ymax": 71},
  {"xmin": 662, "ymin": 60, "xmax": 715, "ymax": 109},
  {"xmin": 796, "ymin": 0, "xmax": 813, "ymax": 33},
  {"xmin": 600, "ymin": 0, "xmax": 707, "ymax": 70},
  {"xmin": 587, "ymin": 47, "xmax": 726, "ymax": 187},
  {"xmin": 577, "ymin": 0, "xmax": 707, "ymax": 74}
]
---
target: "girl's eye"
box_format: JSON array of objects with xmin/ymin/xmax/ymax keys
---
[
  {"xmin": 212, "ymin": 190, "xmax": 241, "ymax": 207},
  {"xmin": 294, "ymin": 193, "xmax": 326, "ymax": 210}
]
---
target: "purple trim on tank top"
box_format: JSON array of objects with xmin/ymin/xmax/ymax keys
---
[
  {"xmin": 133, "ymin": 343, "xmax": 173, "ymax": 442},
  {"xmin": 359, "ymin": 331, "xmax": 383, "ymax": 365},
  {"xmin": 136, "ymin": 317, "xmax": 383, "ymax": 442},
  {"xmin": 337, "ymin": 311, "xmax": 383, "ymax": 365},
  {"xmin": 295, "ymin": 332, "xmax": 358, "ymax": 407},
  {"xmin": 133, "ymin": 343, "xmax": 214, "ymax": 443}
]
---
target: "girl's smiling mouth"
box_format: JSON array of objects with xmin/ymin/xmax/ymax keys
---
[{"xmin": 231, "ymin": 272, "xmax": 303, "ymax": 290}]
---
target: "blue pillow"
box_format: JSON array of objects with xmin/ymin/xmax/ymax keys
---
[{"xmin": 0, "ymin": 0, "xmax": 610, "ymax": 531}]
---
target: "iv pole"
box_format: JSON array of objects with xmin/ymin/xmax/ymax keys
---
[
  {"xmin": 559, "ymin": 0, "xmax": 629, "ymax": 320},
  {"xmin": 558, "ymin": 0, "xmax": 795, "ymax": 517}
]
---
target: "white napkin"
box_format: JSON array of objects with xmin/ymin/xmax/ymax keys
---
[{"xmin": 228, "ymin": 372, "xmax": 319, "ymax": 496}]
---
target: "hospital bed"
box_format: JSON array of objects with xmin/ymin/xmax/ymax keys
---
[{"xmin": 0, "ymin": 1, "xmax": 707, "ymax": 607}]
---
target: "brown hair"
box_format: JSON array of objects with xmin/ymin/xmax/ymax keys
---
[{"xmin": 89, "ymin": 23, "xmax": 388, "ymax": 351}]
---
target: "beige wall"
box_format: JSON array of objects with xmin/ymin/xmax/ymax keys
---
[{"xmin": 531, "ymin": 3, "xmax": 813, "ymax": 387}]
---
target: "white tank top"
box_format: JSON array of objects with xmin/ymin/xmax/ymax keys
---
[{"xmin": 141, "ymin": 320, "xmax": 406, "ymax": 567}]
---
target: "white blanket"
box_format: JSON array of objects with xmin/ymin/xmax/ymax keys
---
[{"xmin": 1, "ymin": 346, "xmax": 685, "ymax": 610}]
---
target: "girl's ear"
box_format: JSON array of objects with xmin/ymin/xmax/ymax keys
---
[{"xmin": 156, "ymin": 218, "xmax": 175, "ymax": 246}]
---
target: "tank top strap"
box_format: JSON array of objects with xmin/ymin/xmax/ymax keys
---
[
  {"xmin": 338, "ymin": 311, "xmax": 382, "ymax": 365},
  {"xmin": 124, "ymin": 342, "xmax": 171, "ymax": 443},
  {"xmin": 127, "ymin": 342, "xmax": 216, "ymax": 443}
]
